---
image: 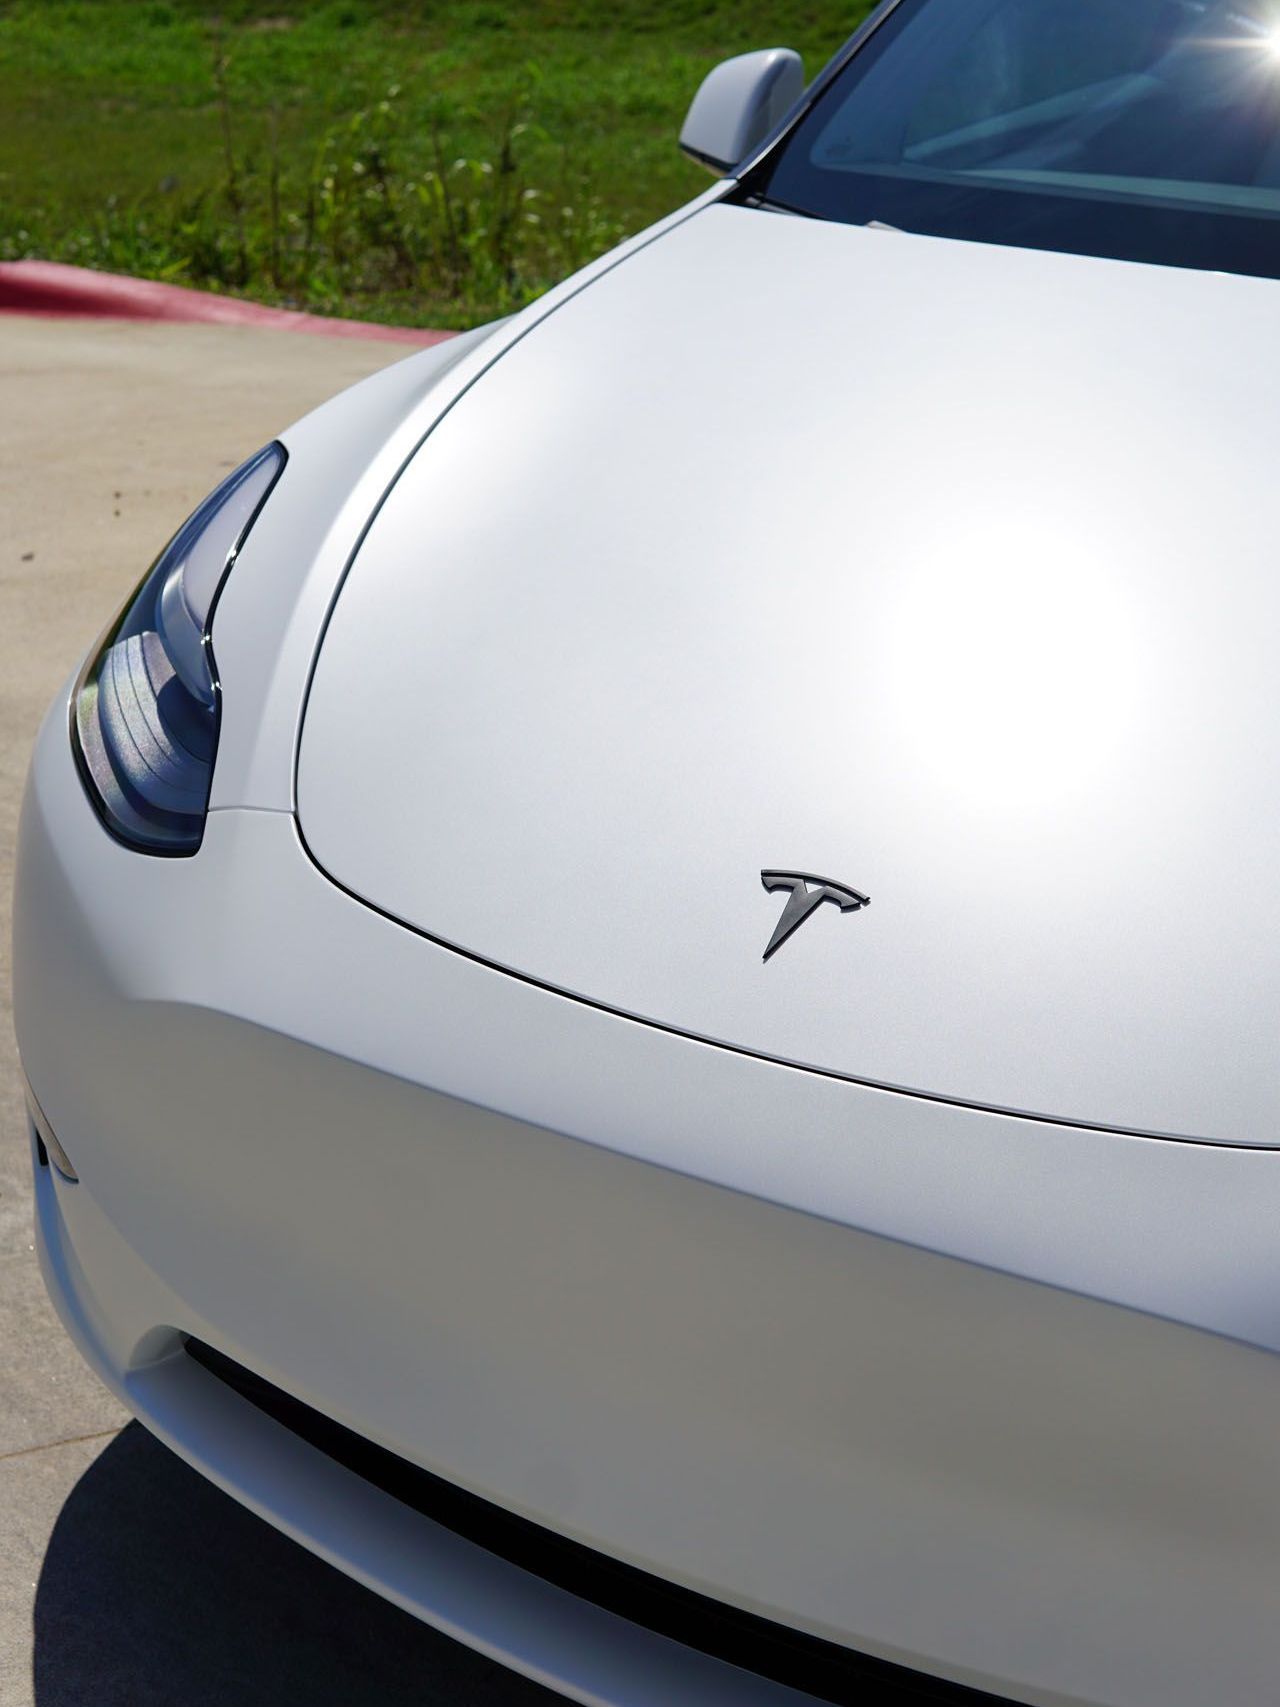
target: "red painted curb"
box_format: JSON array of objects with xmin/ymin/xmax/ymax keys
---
[{"xmin": 0, "ymin": 260, "xmax": 453, "ymax": 345}]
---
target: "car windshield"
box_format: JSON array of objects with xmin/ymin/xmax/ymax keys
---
[{"xmin": 749, "ymin": 0, "xmax": 1280, "ymax": 278}]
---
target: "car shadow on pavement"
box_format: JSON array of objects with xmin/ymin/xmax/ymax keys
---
[{"xmin": 33, "ymin": 1421, "xmax": 563, "ymax": 1707}]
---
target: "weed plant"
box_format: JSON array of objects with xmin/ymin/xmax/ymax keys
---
[{"xmin": 0, "ymin": 2, "xmax": 864, "ymax": 326}]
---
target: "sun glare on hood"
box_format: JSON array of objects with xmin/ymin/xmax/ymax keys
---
[{"xmin": 880, "ymin": 514, "xmax": 1148, "ymax": 823}]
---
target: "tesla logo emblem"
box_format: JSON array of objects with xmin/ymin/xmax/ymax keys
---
[{"xmin": 761, "ymin": 870, "xmax": 870, "ymax": 961}]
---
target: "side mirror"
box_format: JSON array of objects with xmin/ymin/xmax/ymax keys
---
[{"xmin": 679, "ymin": 48, "xmax": 805, "ymax": 176}]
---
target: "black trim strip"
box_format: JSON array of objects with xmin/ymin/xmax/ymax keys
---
[
  {"xmin": 731, "ymin": 0, "xmax": 914, "ymax": 185},
  {"xmin": 185, "ymin": 1338, "xmax": 1012, "ymax": 1706}
]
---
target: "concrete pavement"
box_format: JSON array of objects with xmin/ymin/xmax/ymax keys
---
[{"xmin": 0, "ymin": 315, "xmax": 556, "ymax": 1706}]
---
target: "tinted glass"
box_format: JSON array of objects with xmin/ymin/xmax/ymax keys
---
[{"xmin": 751, "ymin": 0, "xmax": 1280, "ymax": 278}]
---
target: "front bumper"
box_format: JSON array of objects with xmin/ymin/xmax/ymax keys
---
[{"xmin": 16, "ymin": 696, "xmax": 1280, "ymax": 1707}]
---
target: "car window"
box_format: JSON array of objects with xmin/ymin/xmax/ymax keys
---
[
  {"xmin": 750, "ymin": 0, "xmax": 1280, "ymax": 279},
  {"xmin": 896, "ymin": 1, "xmax": 1170, "ymax": 153}
]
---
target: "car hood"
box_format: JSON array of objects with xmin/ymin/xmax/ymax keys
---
[{"xmin": 298, "ymin": 201, "xmax": 1280, "ymax": 1144}]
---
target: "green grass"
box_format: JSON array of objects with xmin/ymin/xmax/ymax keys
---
[{"xmin": 0, "ymin": 1, "xmax": 871, "ymax": 328}]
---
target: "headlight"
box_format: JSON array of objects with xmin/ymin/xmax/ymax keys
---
[{"xmin": 72, "ymin": 443, "xmax": 285, "ymax": 855}]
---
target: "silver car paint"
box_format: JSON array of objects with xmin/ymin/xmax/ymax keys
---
[
  {"xmin": 18, "ymin": 180, "xmax": 1280, "ymax": 1707},
  {"xmin": 18, "ymin": 698, "xmax": 1280, "ymax": 1707},
  {"xmin": 298, "ymin": 201, "xmax": 1280, "ymax": 1147},
  {"xmin": 209, "ymin": 186, "xmax": 727, "ymax": 816}
]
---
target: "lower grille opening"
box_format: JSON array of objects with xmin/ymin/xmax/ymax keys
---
[{"xmin": 184, "ymin": 1338, "xmax": 1009, "ymax": 1706}]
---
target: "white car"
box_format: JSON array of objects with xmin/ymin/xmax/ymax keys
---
[{"xmin": 16, "ymin": 3, "xmax": 1280, "ymax": 1703}]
